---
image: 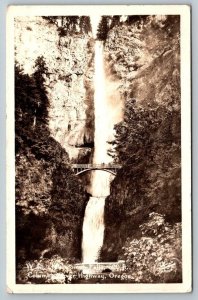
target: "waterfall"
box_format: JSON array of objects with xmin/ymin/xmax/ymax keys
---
[
  {"xmin": 81, "ymin": 19, "xmax": 123, "ymax": 264},
  {"xmin": 82, "ymin": 41, "xmax": 114, "ymax": 263}
]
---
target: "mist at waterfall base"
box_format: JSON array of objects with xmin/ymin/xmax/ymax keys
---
[{"xmin": 81, "ymin": 22, "xmax": 123, "ymax": 264}]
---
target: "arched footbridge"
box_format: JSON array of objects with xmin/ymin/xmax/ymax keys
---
[{"xmin": 71, "ymin": 164, "xmax": 122, "ymax": 176}]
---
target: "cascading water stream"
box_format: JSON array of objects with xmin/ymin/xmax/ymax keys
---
[
  {"xmin": 81, "ymin": 18, "xmax": 123, "ymax": 264},
  {"xmin": 81, "ymin": 41, "xmax": 113, "ymax": 263}
]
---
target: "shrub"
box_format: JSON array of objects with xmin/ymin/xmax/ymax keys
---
[{"xmin": 121, "ymin": 213, "xmax": 182, "ymax": 283}]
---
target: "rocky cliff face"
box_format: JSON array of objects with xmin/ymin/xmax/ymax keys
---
[
  {"xmin": 101, "ymin": 16, "xmax": 181, "ymax": 273},
  {"xmin": 15, "ymin": 16, "xmax": 93, "ymax": 265},
  {"xmin": 15, "ymin": 16, "xmax": 94, "ymax": 161},
  {"xmin": 104, "ymin": 16, "xmax": 180, "ymax": 105}
]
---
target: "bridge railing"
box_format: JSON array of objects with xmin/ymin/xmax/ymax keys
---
[{"xmin": 72, "ymin": 164, "xmax": 122, "ymax": 169}]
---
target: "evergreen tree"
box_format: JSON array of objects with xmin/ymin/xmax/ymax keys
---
[
  {"xmin": 15, "ymin": 57, "xmax": 87, "ymax": 264},
  {"xmin": 97, "ymin": 16, "xmax": 110, "ymax": 40}
]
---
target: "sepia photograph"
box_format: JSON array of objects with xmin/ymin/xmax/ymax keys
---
[{"xmin": 6, "ymin": 5, "xmax": 191, "ymax": 293}]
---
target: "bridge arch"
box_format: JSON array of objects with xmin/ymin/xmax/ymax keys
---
[{"xmin": 75, "ymin": 168, "xmax": 116, "ymax": 176}]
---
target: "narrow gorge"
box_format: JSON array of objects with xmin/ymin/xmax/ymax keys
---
[{"xmin": 15, "ymin": 15, "xmax": 182, "ymax": 284}]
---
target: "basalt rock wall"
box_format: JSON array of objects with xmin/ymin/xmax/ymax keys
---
[
  {"xmin": 101, "ymin": 16, "xmax": 181, "ymax": 263},
  {"xmin": 15, "ymin": 16, "xmax": 94, "ymax": 161},
  {"xmin": 15, "ymin": 16, "xmax": 94, "ymax": 264}
]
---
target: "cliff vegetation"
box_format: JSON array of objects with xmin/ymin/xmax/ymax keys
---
[
  {"xmin": 15, "ymin": 17, "xmax": 92, "ymax": 276},
  {"xmin": 100, "ymin": 15, "xmax": 181, "ymax": 283}
]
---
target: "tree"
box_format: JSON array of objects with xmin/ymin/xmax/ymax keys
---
[
  {"xmin": 97, "ymin": 16, "xmax": 110, "ymax": 41},
  {"xmin": 15, "ymin": 58, "xmax": 87, "ymax": 265},
  {"xmin": 43, "ymin": 16, "xmax": 92, "ymax": 37}
]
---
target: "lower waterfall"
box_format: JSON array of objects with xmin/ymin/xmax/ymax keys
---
[{"xmin": 81, "ymin": 196, "xmax": 105, "ymax": 263}]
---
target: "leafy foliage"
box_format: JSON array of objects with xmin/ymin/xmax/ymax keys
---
[
  {"xmin": 15, "ymin": 59, "xmax": 88, "ymax": 266},
  {"xmin": 121, "ymin": 213, "xmax": 182, "ymax": 283},
  {"xmin": 105, "ymin": 97, "xmax": 181, "ymax": 224}
]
